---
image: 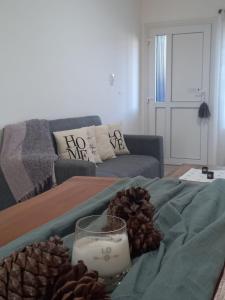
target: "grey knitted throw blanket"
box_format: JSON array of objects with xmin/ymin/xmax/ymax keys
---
[{"xmin": 0, "ymin": 119, "xmax": 58, "ymax": 202}]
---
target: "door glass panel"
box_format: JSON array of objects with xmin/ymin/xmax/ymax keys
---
[
  {"xmin": 171, "ymin": 33, "xmax": 203, "ymax": 102},
  {"xmin": 155, "ymin": 35, "xmax": 167, "ymax": 102}
]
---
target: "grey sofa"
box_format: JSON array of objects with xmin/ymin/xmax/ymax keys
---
[{"xmin": 0, "ymin": 115, "xmax": 164, "ymax": 210}]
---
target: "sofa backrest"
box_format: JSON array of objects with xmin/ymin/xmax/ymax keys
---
[
  {"xmin": 49, "ymin": 115, "xmax": 101, "ymax": 133},
  {"xmin": 49, "ymin": 115, "xmax": 102, "ymax": 153},
  {"xmin": 0, "ymin": 115, "xmax": 102, "ymax": 152}
]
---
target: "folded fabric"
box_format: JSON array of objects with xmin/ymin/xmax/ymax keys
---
[
  {"xmin": 2, "ymin": 177, "xmax": 225, "ymax": 300},
  {"xmin": 0, "ymin": 119, "xmax": 57, "ymax": 202}
]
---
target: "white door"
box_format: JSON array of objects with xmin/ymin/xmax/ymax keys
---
[{"xmin": 146, "ymin": 24, "xmax": 211, "ymax": 165}]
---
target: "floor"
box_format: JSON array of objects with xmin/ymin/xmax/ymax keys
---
[{"xmin": 164, "ymin": 164, "xmax": 180, "ymax": 176}]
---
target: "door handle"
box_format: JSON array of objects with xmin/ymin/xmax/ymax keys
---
[{"xmin": 147, "ymin": 98, "xmax": 154, "ymax": 104}]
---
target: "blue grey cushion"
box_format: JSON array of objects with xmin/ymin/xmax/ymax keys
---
[{"xmin": 96, "ymin": 155, "xmax": 160, "ymax": 178}]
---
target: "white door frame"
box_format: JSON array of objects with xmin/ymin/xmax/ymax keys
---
[{"xmin": 141, "ymin": 21, "xmax": 212, "ymax": 165}]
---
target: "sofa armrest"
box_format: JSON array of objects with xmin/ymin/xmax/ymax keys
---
[
  {"xmin": 54, "ymin": 160, "xmax": 96, "ymax": 184},
  {"xmin": 124, "ymin": 134, "xmax": 164, "ymax": 177},
  {"xmin": 0, "ymin": 167, "xmax": 16, "ymax": 210}
]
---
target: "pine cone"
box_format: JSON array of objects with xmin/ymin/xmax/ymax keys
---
[
  {"xmin": 52, "ymin": 261, "xmax": 110, "ymax": 300},
  {"xmin": 0, "ymin": 236, "xmax": 69, "ymax": 300},
  {"xmin": 108, "ymin": 187, "xmax": 154, "ymax": 222},
  {"xmin": 108, "ymin": 187, "xmax": 162, "ymax": 258},
  {"xmin": 127, "ymin": 216, "xmax": 161, "ymax": 257}
]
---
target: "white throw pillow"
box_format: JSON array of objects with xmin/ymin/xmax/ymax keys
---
[
  {"xmin": 85, "ymin": 126, "xmax": 102, "ymax": 163},
  {"xmin": 95, "ymin": 125, "xmax": 116, "ymax": 160},
  {"xmin": 108, "ymin": 123, "xmax": 130, "ymax": 155},
  {"xmin": 53, "ymin": 127, "xmax": 95, "ymax": 162}
]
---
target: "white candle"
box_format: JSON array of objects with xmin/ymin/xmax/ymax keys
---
[{"xmin": 72, "ymin": 233, "xmax": 131, "ymax": 277}]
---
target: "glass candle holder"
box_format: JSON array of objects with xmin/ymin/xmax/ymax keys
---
[{"xmin": 72, "ymin": 215, "xmax": 131, "ymax": 291}]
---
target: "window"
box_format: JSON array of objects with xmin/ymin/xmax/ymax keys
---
[{"xmin": 155, "ymin": 35, "xmax": 167, "ymax": 102}]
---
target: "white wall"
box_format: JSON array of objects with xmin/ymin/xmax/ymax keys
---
[
  {"xmin": 0, "ymin": 0, "xmax": 141, "ymax": 133},
  {"xmin": 142, "ymin": 0, "xmax": 224, "ymax": 23}
]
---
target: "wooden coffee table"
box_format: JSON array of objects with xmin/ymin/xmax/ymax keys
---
[{"xmin": 0, "ymin": 176, "xmax": 118, "ymax": 246}]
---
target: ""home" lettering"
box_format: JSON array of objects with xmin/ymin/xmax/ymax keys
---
[{"xmin": 63, "ymin": 135, "xmax": 89, "ymax": 160}]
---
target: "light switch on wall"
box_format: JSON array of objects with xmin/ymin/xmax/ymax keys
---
[{"xmin": 109, "ymin": 73, "xmax": 115, "ymax": 86}]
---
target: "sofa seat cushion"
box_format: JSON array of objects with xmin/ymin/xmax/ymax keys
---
[{"xmin": 96, "ymin": 155, "xmax": 160, "ymax": 178}]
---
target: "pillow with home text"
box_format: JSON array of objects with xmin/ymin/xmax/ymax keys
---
[
  {"xmin": 53, "ymin": 128, "xmax": 95, "ymax": 162},
  {"xmin": 108, "ymin": 123, "xmax": 130, "ymax": 155}
]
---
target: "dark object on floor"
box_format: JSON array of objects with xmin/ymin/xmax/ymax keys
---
[
  {"xmin": 202, "ymin": 166, "xmax": 208, "ymax": 174},
  {"xmin": 198, "ymin": 102, "xmax": 211, "ymax": 119},
  {"xmin": 207, "ymin": 171, "xmax": 214, "ymax": 179},
  {"xmin": 52, "ymin": 260, "xmax": 110, "ymax": 300},
  {"xmin": 0, "ymin": 236, "xmax": 69, "ymax": 300},
  {"xmin": 107, "ymin": 186, "xmax": 162, "ymax": 258}
]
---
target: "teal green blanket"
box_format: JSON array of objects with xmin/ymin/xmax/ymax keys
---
[{"xmin": 1, "ymin": 177, "xmax": 225, "ymax": 300}]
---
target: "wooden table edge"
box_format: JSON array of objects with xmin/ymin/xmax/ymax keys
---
[
  {"xmin": 0, "ymin": 176, "xmax": 119, "ymax": 246},
  {"xmin": 165, "ymin": 164, "xmax": 201, "ymax": 178}
]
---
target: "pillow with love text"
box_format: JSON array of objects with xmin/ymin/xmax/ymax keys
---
[
  {"xmin": 108, "ymin": 123, "xmax": 130, "ymax": 155},
  {"xmin": 95, "ymin": 125, "xmax": 116, "ymax": 160}
]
